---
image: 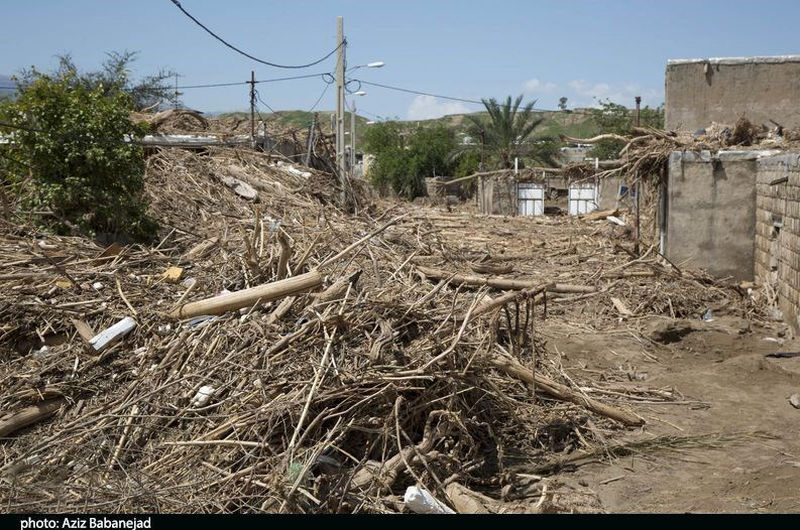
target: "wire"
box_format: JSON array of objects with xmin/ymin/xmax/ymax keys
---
[
  {"xmin": 354, "ymin": 79, "xmax": 483, "ymax": 105},
  {"xmin": 255, "ymin": 91, "xmax": 276, "ymax": 114},
  {"xmin": 178, "ymin": 73, "xmax": 333, "ymax": 90},
  {"xmin": 177, "ymin": 81, "xmax": 249, "ymax": 90},
  {"xmin": 169, "ymin": 0, "xmax": 344, "ymax": 69},
  {"xmin": 307, "ymin": 83, "xmax": 331, "ymax": 113},
  {"xmin": 353, "ymin": 78, "xmax": 598, "ymax": 115}
]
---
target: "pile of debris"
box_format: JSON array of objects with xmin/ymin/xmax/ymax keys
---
[{"xmin": 0, "ymin": 147, "xmax": 768, "ymax": 513}]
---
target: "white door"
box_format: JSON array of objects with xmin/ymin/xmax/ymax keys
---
[
  {"xmin": 518, "ymin": 182, "xmax": 544, "ymax": 216},
  {"xmin": 568, "ymin": 182, "xmax": 598, "ymax": 215}
]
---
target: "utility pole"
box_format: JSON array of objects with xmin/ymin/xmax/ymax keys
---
[
  {"xmin": 335, "ymin": 16, "xmax": 346, "ymax": 182},
  {"xmin": 305, "ymin": 113, "xmax": 317, "ymax": 166},
  {"xmin": 249, "ymin": 71, "xmax": 256, "ymax": 149},
  {"xmin": 634, "ymin": 96, "xmax": 642, "ymax": 256},
  {"xmin": 350, "ymin": 99, "xmax": 357, "ymax": 175},
  {"xmin": 173, "ymin": 73, "xmax": 182, "ymax": 110}
]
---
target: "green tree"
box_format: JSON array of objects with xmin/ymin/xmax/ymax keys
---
[
  {"xmin": 17, "ymin": 51, "xmax": 179, "ymax": 110},
  {"xmin": 0, "ymin": 67, "xmax": 156, "ymax": 240},
  {"xmin": 463, "ymin": 95, "xmax": 556, "ymax": 169},
  {"xmin": 362, "ymin": 122, "xmax": 457, "ymax": 199}
]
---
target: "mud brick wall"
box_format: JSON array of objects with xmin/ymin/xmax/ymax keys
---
[
  {"xmin": 666, "ymin": 56, "xmax": 800, "ymax": 131},
  {"xmin": 755, "ymin": 154, "xmax": 800, "ymax": 330}
]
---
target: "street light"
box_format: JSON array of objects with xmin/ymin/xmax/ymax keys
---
[
  {"xmin": 347, "ymin": 61, "xmax": 385, "ymax": 72},
  {"xmin": 349, "ymin": 91, "xmax": 367, "ymax": 175}
]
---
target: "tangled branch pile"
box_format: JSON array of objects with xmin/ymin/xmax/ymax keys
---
[{"xmin": 0, "ymin": 148, "xmax": 764, "ymax": 513}]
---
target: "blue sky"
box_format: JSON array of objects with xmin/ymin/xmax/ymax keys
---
[{"xmin": 2, "ymin": 1, "xmax": 799, "ymax": 119}]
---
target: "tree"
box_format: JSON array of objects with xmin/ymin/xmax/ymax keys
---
[
  {"xmin": 17, "ymin": 51, "xmax": 179, "ymax": 111},
  {"xmin": 587, "ymin": 99, "xmax": 664, "ymax": 159},
  {"xmin": 464, "ymin": 95, "xmax": 556, "ymax": 169},
  {"xmin": 558, "ymin": 97, "xmax": 568, "ymax": 111},
  {"xmin": 362, "ymin": 122, "xmax": 457, "ymax": 199},
  {"xmin": 0, "ymin": 65, "xmax": 156, "ymax": 240}
]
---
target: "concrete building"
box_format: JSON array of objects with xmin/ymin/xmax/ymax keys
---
[
  {"xmin": 662, "ymin": 149, "xmax": 800, "ymax": 329},
  {"xmin": 665, "ymin": 55, "xmax": 800, "ymax": 132}
]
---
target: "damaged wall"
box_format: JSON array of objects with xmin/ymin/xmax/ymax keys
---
[
  {"xmin": 478, "ymin": 174, "xmax": 518, "ymax": 215},
  {"xmin": 665, "ymin": 56, "xmax": 800, "ymax": 132},
  {"xmin": 663, "ymin": 151, "xmax": 763, "ymax": 281},
  {"xmin": 755, "ymin": 153, "xmax": 800, "ymax": 330}
]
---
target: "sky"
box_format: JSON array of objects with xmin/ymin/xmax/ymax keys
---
[{"xmin": 2, "ymin": 0, "xmax": 799, "ymax": 120}]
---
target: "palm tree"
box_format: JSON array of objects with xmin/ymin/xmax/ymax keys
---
[{"xmin": 465, "ymin": 95, "xmax": 552, "ymax": 169}]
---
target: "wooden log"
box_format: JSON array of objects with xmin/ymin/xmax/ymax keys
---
[
  {"xmin": 488, "ymin": 354, "xmax": 644, "ymax": 426},
  {"xmin": 582, "ymin": 208, "xmax": 618, "ymax": 221},
  {"xmin": 417, "ymin": 266, "xmax": 595, "ymax": 294},
  {"xmin": 417, "ymin": 266, "xmax": 538, "ymax": 290},
  {"xmin": 0, "ymin": 398, "xmax": 66, "ymax": 437},
  {"xmin": 445, "ymin": 483, "xmax": 493, "ymax": 514},
  {"xmin": 549, "ymin": 283, "xmax": 596, "ymax": 294},
  {"xmin": 169, "ymin": 270, "xmax": 323, "ymax": 319}
]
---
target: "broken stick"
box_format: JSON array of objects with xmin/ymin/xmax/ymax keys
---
[
  {"xmin": 0, "ymin": 398, "xmax": 67, "ymax": 437},
  {"xmin": 169, "ymin": 269, "xmax": 323, "ymax": 319},
  {"xmin": 489, "ymin": 354, "xmax": 644, "ymax": 426}
]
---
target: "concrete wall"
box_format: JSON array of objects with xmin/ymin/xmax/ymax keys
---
[
  {"xmin": 664, "ymin": 151, "xmax": 763, "ymax": 281},
  {"xmin": 597, "ymin": 176, "xmax": 624, "ymax": 211},
  {"xmin": 755, "ymin": 154, "xmax": 800, "ymax": 330},
  {"xmin": 665, "ymin": 56, "xmax": 800, "ymax": 132}
]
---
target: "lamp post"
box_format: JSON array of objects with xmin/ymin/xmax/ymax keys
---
[
  {"xmin": 349, "ymin": 90, "xmax": 366, "ymax": 175},
  {"xmin": 337, "ymin": 57, "xmax": 384, "ymax": 178}
]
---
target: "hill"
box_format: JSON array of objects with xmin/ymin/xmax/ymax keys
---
[{"xmin": 217, "ymin": 107, "xmax": 601, "ymax": 149}]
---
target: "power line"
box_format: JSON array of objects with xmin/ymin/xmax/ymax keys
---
[
  {"xmin": 178, "ymin": 73, "xmax": 333, "ymax": 90},
  {"xmin": 307, "ymin": 82, "xmax": 331, "ymax": 113},
  {"xmin": 353, "ymin": 78, "xmax": 598, "ymax": 115},
  {"xmin": 354, "ymin": 79, "xmax": 484, "ymax": 105},
  {"xmin": 169, "ymin": 0, "xmax": 344, "ymax": 69}
]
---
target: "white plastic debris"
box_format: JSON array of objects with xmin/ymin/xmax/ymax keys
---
[
  {"xmin": 92, "ymin": 282, "xmax": 104, "ymax": 290},
  {"xmin": 37, "ymin": 240, "xmax": 57, "ymax": 250},
  {"xmin": 403, "ymin": 486, "xmax": 455, "ymax": 514},
  {"xmin": 180, "ymin": 277, "xmax": 196, "ymax": 289},
  {"xmin": 89, "ymin": 316, "xmax": 137, "ymax": 352},
  {"xmin": 190, "ymin": 385, "xmax": 215, "ymax": 408},
  {"xmin": 606, "ymin": 215, "xmax": 626, "ymax": 226}
]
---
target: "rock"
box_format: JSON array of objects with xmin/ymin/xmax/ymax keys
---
[
  {"xmin": 221, "ymin": 175, "xmax": 258, "ymax": 200},
  {"xmin": 790, "ymin": 393, "xmax": 800, "ymax": 409}
]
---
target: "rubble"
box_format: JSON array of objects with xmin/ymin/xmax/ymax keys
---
[{"xmin": 0, "ymin": 146, "xmax": 772, "ymax": 513}]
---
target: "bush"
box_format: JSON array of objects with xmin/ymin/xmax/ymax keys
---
[{"xmin": 0, "ymin": 69, "xmax": 156, "ymax": 240}]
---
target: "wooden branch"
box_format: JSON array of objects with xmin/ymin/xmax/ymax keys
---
[
  {"xmin": 276, "ymin": 230, "xmax": 292, "ymax": 280},
  {"xmin": 0, "ymin": 398, "xmax": 67, "ymax": 437},
  {"xmin": 417, "ymin": 266, "xmax": 541, "ymax": 291},
  {"xmin": 488, "ymin": 354, "xmax": 644, "ymax": 426},
  {"xmin": 560, "ymin": 133, "xmax": 629, "ymax": 144},
  {"xmin": 169, "ymin": 270, "xmax": 323, "ymax": 319},
  {"xmin": 445, "ymin": 483, "xmax": 493, "ymax": 514},
  {"xmin": 417, "ymin": 266, "xmax": 594, "ymax": 294},
  {"xmin": 439, "ymin": 167, "xmax": 562, "ymax": 187}
]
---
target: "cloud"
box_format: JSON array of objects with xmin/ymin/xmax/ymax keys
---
[
  {"xmin": 566, "ymin": 79, "xmax": 662, "ymax": 108},
  {"xmin": 407, "ymin": 95, "xmax": 470, "ymax": 120},
  {"xmin": 523, "ymin": 78, "xmax": 557, "ymax": 92}
]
